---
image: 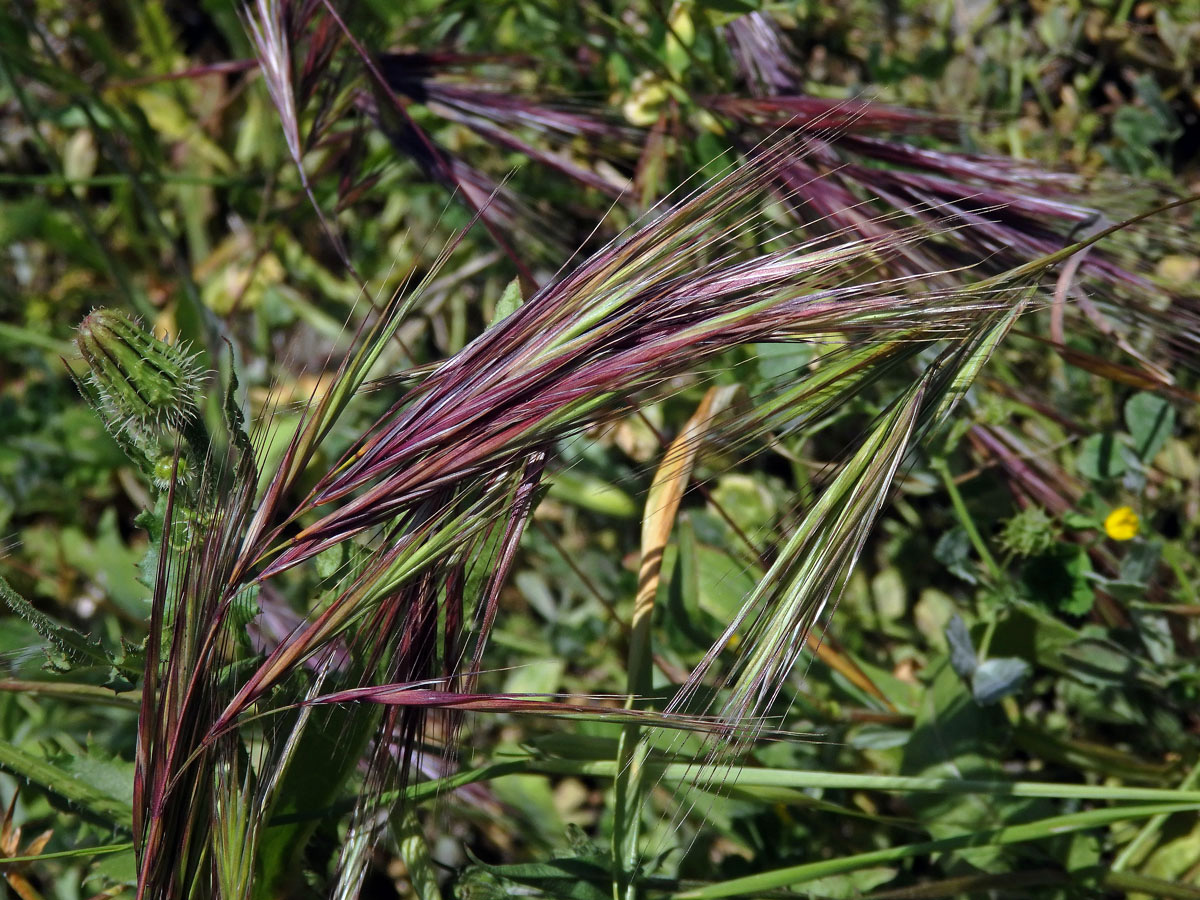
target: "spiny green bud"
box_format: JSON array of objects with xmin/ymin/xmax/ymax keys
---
[
  {"xmin": 75, "ymin": 308, "xmax": 204, "ymax": 438},
  {"xmin": 998, "ymin": 505, "xmax": 1059, "ymax": 558}
]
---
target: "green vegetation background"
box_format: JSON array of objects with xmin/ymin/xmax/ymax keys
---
[{"xmin": 1, "ymin": 1, "xmax": 1199, "ymax": 898}]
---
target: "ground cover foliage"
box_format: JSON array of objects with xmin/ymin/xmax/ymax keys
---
[{"xmin": 1, "ymin": 1, "xmax": 1200, "ymax": 898}]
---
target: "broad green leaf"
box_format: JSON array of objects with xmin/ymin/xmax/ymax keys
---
[
  {"xmin": 491, "ymin": 276, "xmax": 523, "ymax": 326},
  {"xmin": 972, "ymin": 657, "xmax": 1031, "ymax": 705},
  {"xmin": 393, "ymin": 808, "xmax": 444, "ymax": 900},
  {"xmin": 663, "ymin": 517, "xmax": 722, "ymax": 654},
  {"xmin": 546, "ymin": 470, "xmax": 638, "ymax": 518},
  {"xmin": 934, "ymin": 527, "xmax": 978, "ymax": 584},
  {"xmin": 694, "ymin": 543, "xmax": 761, "ymax": 624},
  {"xmin": 1021, "ymin": 545, "xmax": 1094, "ymax": 616},
  {"xmin": 752, "ymin": 341, "xmax": 813, "ymax": 382},
  {"xmin": 945, "ymin": 614, "xmax": 978, "ymax": 678},
  {"xmin": 504, "ymin": 658, "xmax": 565, "ymax": 695},
  {"xmin": 462, "ymin": 853, "xmax": 611, "ymax": 900},
  {"xmin": 1077, "ymin": 432, "xmax": 1127, "ymax": 480},
  {"xmin": 801, "ymin": 866, "xmax": 898, "ymax": 899},
  {"xmin": 1124, "ymin": 392, "xmax": 1175, "ymax": 462},
  {"xmin": 256, "ymin": 701, "xmax": 379, "ymax": 896},
  {"xmin": 52, "ymin": 743, "xmax": 136, "ymax": 808},
  {"xmin": 0, "ymin": 573, "xmax": 112, "ymax": 671},
  {"xmin": 1120, "ymin": 539, "xmax": 1162, "ymax": 584},
  {"xmin": 32, "ymin": 508, "xmax": 148, "ymax": 618},
  {"xmin": 847, "ymin": 726, "xmax": 911, "ymax": 751},
  {"xmin": 0, "ymin": 740, "xmax": 133, "ymax": 827},
  {"xmin": 86, "ymin": 847, "xmax": 137, "ymax": 888}
]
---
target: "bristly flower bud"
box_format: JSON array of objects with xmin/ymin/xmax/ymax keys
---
[{"xmin": 75, "ymin": 308, "xmax": 205, "ymax": 440}]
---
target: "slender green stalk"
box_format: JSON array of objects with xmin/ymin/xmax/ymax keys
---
[
  {"xmin": 933, "ymin": 458, "xmax": 1002, "ymax": 581},
  {"xmin": 0, "ymin": 173, "xmax": 254, "ymax": 187},
  {"xmin": 516, "ymin": 759, "xmax": 1200, "ymax": 805},
  {"xmin": 0, "ymin": 680, "xmax": 141, "ymax": 709},
  {"xmin": 1102, "ymin": 871, "xmax": 1200, "ymax": 900},
  {"xmin": 615, "ymin": 390, "xmax": 730, "ymax": 899},
  {"xmin": 0, "ymin": 842, "xmax": 134, "ymax": 864},
  {"xmin": 322, "ymin": 751, "xmax": 1200, "ymax": 815},
  {"xmin": 0, "ymin": 323, "xmax": 73, "ymax": 355},
  {"xmin": 1111, "ymin": 757, "xmax": 1200, "ymax": 871},
  {"xmin": 667, "ymin": 803, "xmax": 1200, "ymax": 898}
]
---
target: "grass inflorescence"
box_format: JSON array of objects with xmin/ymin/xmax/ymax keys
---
[{"xmin": 1, "ymin": 3, "xmax": 1199, "ymax": 899}]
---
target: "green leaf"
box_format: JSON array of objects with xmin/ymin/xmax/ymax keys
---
[
  {"xmin": 463, "ymin": 853, "xmax": 612, "ymax": 900},
  {"xmin": 0, "ymin": 740, "xmax": 133, "ymax": 827},
  {"xmin": 34, "ymin": 507, "xmax": 148, "ymax": 618},
  {"xmin": 707, "ymin": 473, "xmax": 777, "ymax": 539},
  {"xmin": 945, "ymin": 614, "xmax": 978, "ymax": 678},
  {"xmin": 1124, "ymin": 392, "xmax": 1175, "ymax": 462},
  {"xmin": 545, "ymin": 470, "xmax": 638, "ymax": 518},
  {"xmin": 256, "ymin": 675, "xmax": 380, "ymax": 893},
  {"xmin": 1076, "ymin": 433, "xmax": 1127, "ymax": 480},
  {"xmin": 698, "ymin": 0, "xmax": 758, "ymax": 15},
  {"xmin": 1120, "ymin": 539, "xmax": 1161, "ymax": 585},
  {"xmin": 51, "ymin": 742, "xmax": 136, "ymax": 808},
  {"xmin": 1062, "ymin": 511, "xmax": 1100, "ymax": 530},
  {"xmin": 901, "ymin": 660, "xmax": 1040, "ymax": 870},
  {"xmin": 491, "ymin": 276, "xmax": 524, "ymax": 326},
  {"xmin": 691, "ymin": 545, "xmax": 759, "ymax": 630},
  {"xmin": 503, "ymin": 658, "xmax": 565, "ymax": 695},
  {"xmin": 801, "ymin": 866, "xmax": 898, "ymax": 899},
  {"xmin": 1059, "ymin": 545, "xmax": 1097, "ymax": 616},
  {"xmin": 1132, "ymin": 608, "xmax": 1174, "ymax": 667},
  {"xmin": 0, "ymin": 573, "xmax": 111, "ymax": 671},
  {"xmin": 135, "ymin": 495, "xmax": 167, "ymax": 590},
  {"xmin": 1021, "ymin": 545, "xmax": 1094, "ymax": 616},
  {"xmin": 87, "ymin": 847, "xmax": 137, "ymax": 888},
  {"xmin": 972, "ymin": 657, "xmax": 1030, "ymax": 705},
  {"xmin": 394, "ymin": 808, "xmax": 444, "ymax": 900},
  {"xmin": 490, "ymin": 774, "xmax": 567, "ymax": 847},
  {"xmin": 220, "ymin": 349, "xmax": 254, "ymax": 465},
  {"xmin": 663, "ymin": 519, "xmax": 719, "ymax": 654},
  {"xmin": 752, "ymin": 341, "xmax": 813, "ymax": 382},
  {"xmin": 847, "ymin": 725, "xmax": 911, "ymax": 751},
  {"xmin": 934, "ymin": 527, "xmax": 978, "ymax": 584},
  {"xmin": 1057, "ymin": 637, "xmax": 1156, "ymax": 689}
]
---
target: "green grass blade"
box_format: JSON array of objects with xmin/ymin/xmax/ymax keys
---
[{"xmin": 668, "ymin": 803, "xmax": 1200, "ymax": 898}]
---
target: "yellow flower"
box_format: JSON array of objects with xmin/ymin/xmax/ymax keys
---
[{"xmin": 1104, "ymin": 506, "xmax": 1140, "ymax": 541}]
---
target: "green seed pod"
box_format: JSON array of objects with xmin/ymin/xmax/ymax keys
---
[
  {"xmin": 75, "ymin": 308, "xmax": 204, "ymax": 437},
  {"xmin": 151, "ymin": 452, "xmax": 192, "ymax": 489}
]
